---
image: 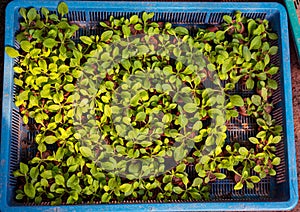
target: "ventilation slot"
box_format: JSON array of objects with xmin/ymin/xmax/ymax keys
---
[
  {"xmin": 272, "ymin": 107, "xmax": 286, "ymax": 183},
  {"xmin": 269, "ymin": 39, "xmax": 280, "ymax": 66},
  {"xmin": 272, "ymin": 74, "xmax": 282, "ymax": 105},
  {"xmin": 66, "ymin": 11, "xmax": 86, "ymax": 22},
  {"xmin": 208, "ymin": 13, "xmax": 232, "ymax": 24},
  {"xmin": 227, "ymin": 115, "xmax": 258, "ymax": 144},
  {"xmin": 210, "ymin": 170, "xmax": 271, "ymax": 200},
  {"xmin": 89, "ymin": 11, "xmax": 137, "ymax": 25},
  {"xmin": 275, "ymin": 138, "xmax": 286, "ymax": 183},
  {"xmin": 152, "ymin": 12, "xmax": 206, "ymax": 24},
  {"xmin": 243, "ymin": 12, "xmax": 266, "ymax": 20},
  {"xmin": 273, "ymin": 107, "xmax": 283, "ymax": 125},
  {"xmin": 89, "ymin": 11, "xmax": 110, "ymax": 22},
  {"xmin": 110, "ymin": 12, "xmax": 132, "ymax": 19},
  {"xmin": 9, "ymin": 109, "xmax": 21, "ymax": 186}
]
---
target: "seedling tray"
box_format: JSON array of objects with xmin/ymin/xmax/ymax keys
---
[
  {"xmin": 284, "ymin": 0, "xmax": 300, "ymax": 62},
  {"xmin": 0, "ymin": 1, "xmax": 298, "ymax": 211}
]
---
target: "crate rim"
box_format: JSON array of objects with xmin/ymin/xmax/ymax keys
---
[{"xmin": 0, "ymin": 1, "xmax": 298, "ymax": 211}]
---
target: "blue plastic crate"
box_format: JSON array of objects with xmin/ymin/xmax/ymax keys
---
[{"xmin": 0, "ymin": 1, "xmax": 298, "ymax": 211}]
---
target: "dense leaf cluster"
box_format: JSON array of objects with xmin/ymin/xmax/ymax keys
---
[{"xmin": 6, "ymin": 2, "xmax": 282, "ymax": 205}]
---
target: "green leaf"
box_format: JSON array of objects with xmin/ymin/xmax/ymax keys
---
[
  {"xmin": 173, "ymin": 186, "xmax": 184, "ymax": 194},
  {"xmin": 267, "ymin": 67, "xmax": 279, "ymax": 75},
  {"xmin": 223, "ymin": 15, "xmax": 232, "ymax": 24},
  {"xmin": 140, "ymin": 141, "xmax": 152, "ymax": 147},
  {"xmin": 267, "ymin": 79, "xmax": 278, "ymax": 90},
  {"xmin": 41, "ymin": 7, "xmax": 49, "ymax": 19},
  {"xmin": 246, "ymin": 181, "xmax": 254, "ymax": 189},
  {"xmin": 163, "ymin": 175, "xmax": 172, "ymax": 184},
  {"xmin": 119, "ymin": 183, "xmax": 132, "ymax": 193},
  {"xmin": 20, "ymin": 41, "xmax": 33, "ymax": 52},
  {"xmin": 19, "ymin": 8, "xmax": 27, "ymax": 21},
  {"xmin": 14, "ymin": 78, "xmax": 23, "ymax": 87},
  {"xmin": 142, "ymin": 12, "xmax": 154, "ymax": 22},
  {"xmin": 137, "ymin": 45, "xmax": 149, "ymax": 54},
  {"xmin": 48, "ymin": 104, "xmax": 60, "ymax": 111},
  {"xmin": 44, "ymin": 136, "xmax": 58, "ymax": 144},
  {"xmin": 248, "ymin": 20, "xmax": 257, "ymax": 36},
  {"xmin": 24, "ymin": 183, "xmax": 36, "ymax": 199},
  {"xmin": 256, "ymin": 131, "xmax": 266, "ymax": 139},
  {"xmin": 271, "ymin": 136, "xmax": 281, "ymax": 144},
  {"xmin": 56, "ymin": 147, "xmax": 64, "ymax": 160},
  {"xmin": 249, "ymin": 137, "xmax": 259, "ymax": 144},
  {"xmin": 13, "ymin": 67, "xmax": 24, "ymax": 74},
  {"xmin": 249, "ymin": 35, "xmax": 262, "ymax": 50},
  {"xmin": 269, "ymin": 168, "xmax": 276, "ymax": 176},
  {"xmin": 20, "ymin": 162, "xmax": 29, "ymax": 174},
  {"xmin": 253, "ymin": 24, "xmax": 264, "ymax": 35},
  {"xmin": 175, "ymin": 26, "xmax": 189, "ymax": 35},
  {"xmin": 174, "ymin": 145, "xmax": 185, "ymax": 161},
  {"xmin": 30, "ymin": 48, "xmax": 41, "ymax": 57},
  {"xmin": 268, "ymin": 46, "xmax": 278, "ymax": 55},
  {"xmin": 27, "ymin": 8, "xmax": 37, "ymax": 23},
  {"xmin": 267, "ymin": 32, "xmax": 278, "ymax": 40},
  {"xmin": 135, "ymin": 112, "xmax": 146, "ymax": 122},
  {"xmin": 216, "ymin": 31, "xmax": 225, "ymax": 41},
  {"xmin": 192, "ymin": 178, "xmax": 203, "ymax": 187},
  {"xmin": 30, "ymin": 167, "xmax": 39, "ymax": 181},
  {"xmin": 80, "ymin": 36, "xmax": 93, "ymax": 45},
  {"xmin": 261, "ymin": 87, "xmax": 268, "ymax": 101},
  {"xmin": 264, "ymin": 53, "xmax": 270, "ymax": 65},
  {"xmin": 238, "ymin": 147, "xmax": 248, "ymax": 156},
  {"xmin": 234, "ymin": 181, "xmax": 243, "ymax": 190},
  {"xmin": 5, "ymin": 47, "xmax": 20, "ymax": 58},
  {"xmin": 101, "ymin": 192, "xmax": 111, "ymax": 203},
  {"xmin": 58, "ymin": 2, "xmax": 69, "ymax": 16},
  {"xmin": 254, "ymin": 165, "xmax": 261, "ymax": 173},
  {"xmin": 243, "ymin": 46, "xmax": 251, "ymax": 62},
  {"xmin": 246, "ymin": 78, "xmax": 254, "ymax": 90},
  {"xmin": 134, "ymin": 24, "xmax": 143, "ymax": 31},
  {"xmin": 176, "ymin": 163, "xmax": 186, "ymax": 173},
  {"xmin": 79, "ymin": 146, "xmax": 93, "ymax": 158},
  {"xmin": 250, "ymin": 176, "xmax": 261, "ymax": 183},
  {"xmin": 43, "ymin": 38, "xmax": 57, "ymax": 49},
  {"xmin": 63, "ymin": 84, "xmax": 75, "ymax": 92},
  {"xmin": 251, "ymin": 95, "xmax": 261, "ymax": 106},
  {"xmin": 104, "ymin": 105, "xmax": 112, "ymax": 117},
  {"xmin": 36, "ymin": 76, "xmax": 48, "ymax": 86},
  {"xmin": 121, "ymin": 59, "xmax": 131, "ymax": 70},
  {"xmin": 183, "ymin": 103, "xmax": 198, "ymax": 113},
  {"xmin": 16, "ymin": 193, "xmax": 24, "ymax": 200},
  {"xmin": 130, "ymin": 15, "xmax": 139, "ymax": 24},
  {"xmin": 55, "ymin": 175, "xmax": 65, "ymax": 186},
  {"xmin": 200, "ymin": 155, "xmax": 210, "ymax": 164},
  {"xmin": 162, "ymin": 113, "xmax": 172, "ymax": 123},
  {"xmin": 193, "ymin": 121, "xmax": 203, "ymax": 131},
  {"xmin": 271, "ymin": 157, "xmax": 281, "ymax": 166},
  {"xmin": 101, "ymin": 30, "xmax": 113, "ymax": 42},
  {"xmin": 230, "ymin": 95, "xmax": 244, "ymax": 107},
  {"xmin": 214, "ymin": 173, "xmax": 226, "ymax": 180},
  {"xmin": 122, "ymin": 25, "xmax": 131, "ymax": 37}
]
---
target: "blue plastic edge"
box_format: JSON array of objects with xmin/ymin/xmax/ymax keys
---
[{"xmin": 0, "ymin": 1, "xmax": 298, "ymax": 211}]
